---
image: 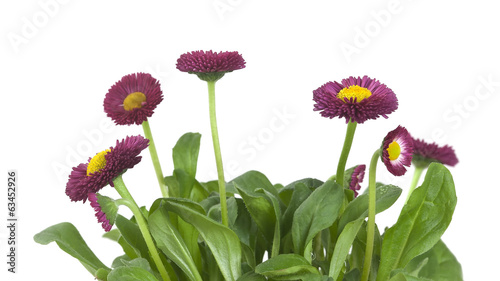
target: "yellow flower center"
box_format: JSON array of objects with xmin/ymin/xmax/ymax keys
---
[
  {"xmin": 337, "ymin": 85, "xmax": 372, "ymax": 102},
  {"xmin": 87, "ymin": 149, "xmax": 110, "ymax": 176},
  {"xmin": 123, "ymin": 92, "xmax": 147, "ymax": 111},
  {"xmin": 387, "ymin": 141, "xmax": 401, "ymax": 161}
]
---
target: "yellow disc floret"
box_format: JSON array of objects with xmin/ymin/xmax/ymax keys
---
[
  {"xmin": 87, "ymin": 149, "xmax": 111, "ymax": 176},
  {"xmin": 123, "ymin": 92, "xmax": 147, "ymax": 111},
  {"xmin": 337, "ymin": 85, "xmax": 372, "ymax": 102},
  {"xmin": 387, "ymin": 141, "xmax": 401, "ymax": 161}
]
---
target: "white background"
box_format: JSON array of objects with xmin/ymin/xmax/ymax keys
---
[{"xmin": 1, "ymin": 0, "xmax": 499, "ymax": 280}]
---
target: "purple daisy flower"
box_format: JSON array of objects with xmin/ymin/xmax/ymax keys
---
[
  {"xmin": 176, "ymin": 50, "xmax": 246, "ymax": 82},
  {"xmin": 381, "ymin": 126, "xmax": 414, "ymax": 176},
  {"xmin": 104, "ymin": 73, "xmax": 163, "ymax": 125},
  {"xmin": 65, "ymin": 135, "xmax": 149, "ymax": 202},
  {"xmin": 349, "ymin": 165, "xmax": 366, "ymax": 197},
  {"xmin": 411, "ymin": 138, "xmax": 458, "ymax": 168},
  {"xmin": 88, "ymin": 193, "xmax": 118, "ymax": 232},
  {"xmin": 313, "ymin": 76, "xmax": 398, "ymax": 124}
]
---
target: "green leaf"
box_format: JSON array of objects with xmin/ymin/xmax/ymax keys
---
[
  {"xmin": 329, "ymin": 218, "xmax": 364, "ymax": 280},
  {"xmin": 404, "ymin": 239, "xmax": 462, "ymax": 281},
  {"xmin": 281, "ymin": 182, "xmax": 312, "ymax": 238},
  {"xmin": 377, "ymin": 164, "xmax": 457, "ymax": 281},
  {"xmin": 102, "ymin": 227, "xmax": 138, "ymax": 260},
  {"xmin": 149, "ymin": 206, "xmax": 203, "ymax": 281},
  {"xmin": 229, "ymin": 170, "xmax": 280, "ymax": 199},
  {"xmin": 164, "ymin": 175, "xmax": 180, "ymax": 198},
  {"xmin": 255, "ymin": 254, "xmax": 321, "ymax": 280},
  {"xmin": 34, "ymin": 222, "xmax": 110, "ymax": 277},
  {"xmin": 107, "ymin": 266, "xmax": 159, "ymax": 281},
  {"xmin": 338, "ymin": 184, "xmax": 401, "ymax": 236},
  {"xmin": 162, "ymin": 198, "xmax": 242, "ymax": 281},
  {"xmin": 117, "ymin": 236, "xmax": 140, "ymax": 260},
  {"xmin": 292, "ymin": 180, "xmax": 344, "ymax": 255},
  {"xmin": 102, "ymin": 229, "xmax": 120, "ymax": 241},
  {"xmin": 236, "ymin": 271, "xmax": 267, "ymax": 281},
  {"xmin": 279, "ymin": 178, "xmax": 323, "ymax": 206},
  {"xmin": 261, "ymin": 189, "xmax": 282, "ymax": 258},
  {"xmin": 429, "ymin": 240, "xmax": 463, "ymax": 280},
  {"xmin": 173, "ymin": 169, "xmax": 209, "ymax": 202},
  {"xmin": 343, "ymin": 269, "xmax": 361, "ymax": 281},
  {"xmin": 172, "ymin": 132, "xmax": 201, "ymax": 178},
  {"xmin": 113, "ymin": 257, "xmax": 154, "ymax": 275},
  {"xmin": 235, "ymin": 184, "xmax": 276, "ymax": 244},
  {"xmin": 389, "ymin": 272, "xmax": 433, "ymax": 281},
  {"xmin": 115, "ymin": 215, "xmax": 151, "ymax": 264}
]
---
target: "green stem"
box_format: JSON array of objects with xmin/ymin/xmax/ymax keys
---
[
  {"xmin": 113, "ymin": 175, "xmax": 171, "ymax": 281},
  {"xmin": 336, "ymin": 120, "xmax": 358, "ymax": 187},
  {"xmin": 207, "ymin": 81, "xmax": 228, "ymax": 227},
  {"xmin": 405, "ymin": 166, "xmax": 425, "ymax": 203},
  {"xmin": 361, "ymin": 149, "xmax": 381, "ymax": 281},
  {"xmin": 142, "ymin": 120, "xmax": 169, "ymax": 198}
]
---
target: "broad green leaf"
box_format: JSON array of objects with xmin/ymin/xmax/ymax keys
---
[
  {"xmin": 229, "ymin": 198, "xmax": 254, "ymax": 247},
  {"xmin": 279, "ymin": 178, "xmax": 323, "ymax": 205},
  {"xmin": 261, "ymin": 189, "xmax": 282, "ymax": 258},
  {"xmin": 162, "ymin": 198, "xmax": 242, "ymax": 281},
  {"xmin": 102, "ymin": 229, "xmax": 138, "ymax": 260},
  {"xmin": 236, "ymin": 271, "xmax": 267, "ymax": 281},
  {"xmin": 172, "ymin": 132, "xmax": 201, "ymax": 178},
  {"xmin": 149, "ymin": 207, "xmax": 203, "ymax": 281},
  {"xmin": 255, "ymin": 254, "xmax": 320, "ymax": 280},
  {"xmin": 347, "ymin": 221, "xmax": 382, "ymax": 280},
  {"xmin": 34, "ymin": 222, "xmax": 110, "ymax": 276},
  {"xmin": 200, "ymin": 180, "xmax": 221, "ymax": 194},
  {"xmin": 343, "ymin": 269, "xmax": 361, "ymax": 281},
  {"xmin": 175, "ymin": 169, "xmax": 209, "ymax": 202},
  {"xmin": 281, "ymin": 182, "xmax": 312, "ymax": 237},
  {"xmin": 235, "ymin": 184, "xmax": 276, "ymax": 244},
  {"xmin": 107, "ymin": 266, "xmax": 159, "ymax": 281},
  {"xmin": 389, "ymin": 272, "xmax": 433, "ymax": 281},
  {"xmin": 199, "ymin": 243, "xmax": 224, "ymax": 281},
  {"xmin": 377, "ymin": 164, "xmax": 457, "ymax": 281},
  {"xmin": 292, "ymin": 180, "xmax": 344, "ymax": 255},
  {"xmin": 102, "ymin": 229, "xmax": 120, "ymax": 241},
  {"xmin": 429, "ymin": 240, "xmax": 463, "ymax": 280},
  {"xmin": 113, "ymin": 257, "xmax": 154, "ymax": 275},
  {"xmin": 115, "ymin": 215, "xmax": 152, "ymax": 266},
  {"xmin": 112, "ymin": 254, "xmax": 131, "ymax": 268},
  {"xmin": 206, "ymin": 197, "xmax": 238, "ymax": 227},
  {"xmin": 229, "ymin": 170, "xmax": 280, "ymax": 199},
  {"xmin": 174, "ymin": 169, "xmax": 196, "ymax": 199},
  {"xmin": 164, "ymin": 175, "xmax": 180, "ymax": 198},
  {"xmin": 329, "ymin": 218, "xmax": 364, "ymax": 280},
  {"xmin": 338, "ymin": 184, "xmax": 402, "ymax": 236},
  {"xmin": 404, "ymin": 239, "xmax": 462, "ymax": 281}
]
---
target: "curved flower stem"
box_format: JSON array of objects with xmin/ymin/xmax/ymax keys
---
[
  {"xmin": 142, "ymin": 120, "xmax": 169, "ymax": 198},
  {"xmin": 336, "ymin": 120, "xmax": 358, "ymax": 187},
  {"xmin": 112, "ymin": 175, "xmax": 171, "ymax": 281},
  {"xmin": 207, "ymin": 81, "xmax": 228, "ymax": 227},
  {"xmin": 361, "ymin": 149, "xmax": 381, "ymax": 281},
  {"xmin": 405, "ymin": 166, "xmax": 424, "ymax": 204}
]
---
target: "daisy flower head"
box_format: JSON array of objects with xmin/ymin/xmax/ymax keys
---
[
  {"xmin": 411, "ymin": 138, "xmax": 458, "ymax": 168},
  {"xmin": 381, "ymin": 126, "xmax": 414, "ymax": 176},
  {"xmin": 176, "ymin": 50, "xmax": 246, "ymax": 82},
  {"xmin": 88, "ymin": 193, "xmax": 118, "ymax": 232},
  {"xmin": 313, "ymin": 76, "xmax": 398, "ymax": 124},
  {"xmin": 104, "ymin": 73, "xmax": 163, "ymax": 125},
  {"xmin": 65, "ymin": 135, "xmax": 149, "ymax": 202}
]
